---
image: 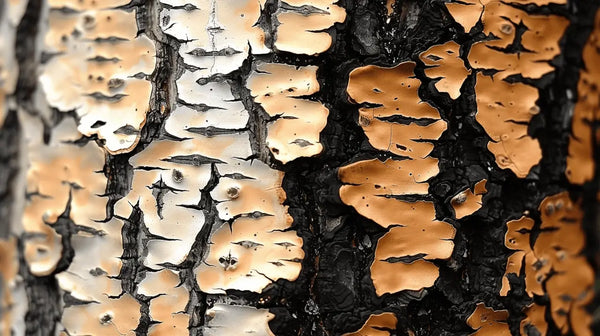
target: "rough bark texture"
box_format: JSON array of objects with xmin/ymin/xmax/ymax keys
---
[{"xmin": 0, "ymin": 0, "xmax": 599, "ymax": 335}]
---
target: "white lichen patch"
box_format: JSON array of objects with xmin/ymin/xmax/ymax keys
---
[
  {"xmin": 202, "ymin": 304, "xmax": 275, "ymax": 336},
  {"xmin": 20, "ymin": 113, "xmax": 140, "ymax": 335},
  {"xmin": 247, "ymin": 62, "xmax": 329, "ymax": 163},
  {"xmin": 160, "ymin": 0, "xmax": 269, "ymax": 77},
  {"xmin": 22, "ymin": 116, "xmax": 108, "ymax": 277},
  {"xmin": 39, "ymin": 0, "xmax": 156, "ymax": 154},
  {"xmin": 61, "ymin": 293, "xmax": 141, "ymax": 336}
]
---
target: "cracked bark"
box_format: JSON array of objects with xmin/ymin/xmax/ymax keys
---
[{"xmin": 1, "ymin": 0, "xmax": 600, "ymax": 335}]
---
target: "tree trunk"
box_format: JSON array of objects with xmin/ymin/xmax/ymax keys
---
[{"xmin": 0, "ymin": 0, "xmax": 599, "ymax": 335}]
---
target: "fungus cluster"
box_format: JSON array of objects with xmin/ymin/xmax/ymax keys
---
[
  {"xmin": 446, "ymin": 0, "xmax": 569, "ymax": 177},
  {"xmin": 39, "ymin": 0, "xmax": 156, "ymax": 154},
  {"xmin": 341, "ymin": 62, "xmax": 455, "ymax": 295}
]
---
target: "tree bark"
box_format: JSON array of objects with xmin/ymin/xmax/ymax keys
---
[{"xmin": 0, "ymin": 0, "xmax": 599, "ymax": 335}]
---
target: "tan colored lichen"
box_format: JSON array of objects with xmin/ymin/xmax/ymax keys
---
[
  {"xmin": 446, "ymin": 0, "xmax": 569, "ymax": 178},
  {"xmin": 566, "ymin": 9, "xmax": 600, "ymax": 184},
  {"xmin": 419, "ymin": 41, "xmax": 470, "ymax": 99},
  {"xmin": 40, "ymin": 0, "xmax": 156, "ymax": 154},
  {"xmin": 521, "ymin": 303, "xmax": 547, "ymax": 336},
  {"xmin": 386, "ymin": 0, "xmax": 396, "ymax": 16},
  {"xmin": 342, "ymin": 312, "xmax": 397, "ymax": 336},
  {"xmin": 201, "ymin": 304, "xmax": 276, "ymax": 336},
  {"xmin": 467, "ymin": 303, "xmax": 511, "ymax": 336},
  {"xmin": 274, "ymin": 0, "xmax": 346, "ymax": 55},
  {"xmin": 247, "ymin": 62, "xmax": 329, "ymax": 163},
  {"xmin": 451, "ymin": 179, "xmax": 487, "ymax": 219},
  {"xmin": 0, "ymin": 238, "xmax": 21, "ymax": 336},
  {"xmin": 475, "ymin": 74, "xmax": 542, "ymax": 177},
  {"xmin": 138, "ymin": 270, "xmax": 190, "ymax": 335},
  {"xmin": 500, "ymin": 192, "xmax": 594, "ymax": 335},
  {"xmin": 500, "ymin": 216, "xmax": 541, "ymax": 297},
  {"xmin": 446, "ymin": 0, "xmax": 567, "ymax": 34},
  {"xmin": 341, "ymin": 62, "xmax": 454, "ymax": 295},
  {"xmin": 466, "ymin": 1, "xmax": 569, "ymax": 80},
  {"xmin": 347, "ymin": 62, "xmax": 442, "ymax": 121}
]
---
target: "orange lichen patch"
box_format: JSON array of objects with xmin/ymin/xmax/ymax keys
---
[
  {"xmin": 138, "ymin": 270, "xmax": 190, "ymax": 335},
  {"xmin": 247, "ymin": 62, "xmax": 329, "ymax": 163},
  {"xmin": 347, "ymin": 62, "xmax": 441, "ymax": 120},
  {"xmin": 566, "ymin": 9, "xmax": 600, "ymax": 184},
  {"xmin": 451, "ymin": 179, "xmax": 487, "ymax": 219},
  {"xmin": 339, "ymin": 158, "xmax": 440, "ymax": 198},
  {"xmin": 386, "ymin": 0, "xmax": 396, "ymax": 16},
  {"xmin": 371, "ymin": 222, "xmax": 455, "ymax": 294},
  {"xmin": 521, "ymin": 303, "xmax": 547, "ymax": 336},
  {"xmin": 534, "ymin": 193, "xmax": 593, "ymax": 335},
  {"xmin": 474, "ymin": 74, "xmax": 542, "ymax": 178},
  {"xmin": 0, "ymin": 238, "xmax": 24, "ymax": 336},
  {"xmin": 419, "ymin": 41, "xmax": 470, "ymax": 99},
  {"xmin": 342, "ymin": 312, "xmax": 397, "ymax": 336},
  {"xmin": 347, "ymin": 63, "xmax": 446, "ymax": 159},
  {"xmin": 446, "ymin": 0, "xmax": 567, "ymax": 37},
  {"xmin": 62, "ymin": 294, "xmax": 141, "ymax": 336},
  {"xmin": 274, "ymin": 0, "xmax": 346, "ymax": 55},
  {"xmin": 342, "ymin": 60, "xmax": 451, "ymax": 295},
  {"xmin": 40, "ymin": 2, "xmax": 156, "ymax": 154},
  {"xmin": 358, "ymin": 116, "xmax": 447, "ymax": 159},
  {"xmin": 160, "ymin": 0, "xmax": 269, "ymax": 76},
  {"xmin": 463, "ymin": 1, "xmax": 569, "ymax": 79},
  {"xmin": 500, "ymin": 216, "xmax": 541, "ymax": 297},
  {"xmin": 445, "ymin": 1, "xmax": 483, "ymax": 33},
  {"xmin": 196, "ymin": 215, "xmax": 304, "ymax": 294},
  {"xmin": 446, "ymin": 0, "xmax": 568, "ymax": 178},
  {"xmin": 202, "ymin": 304, "xmax": 275, "ymax": 336},
  {"xmin": 22, "ymin": 117, "xmax": 109, "ymax": 276},
  {"xmin": 467, "ymin": 303, "xmax": 511, "ymax": 336},
  {"xmin": 500, "ymin": 193, "xmax": 594, "ymax": 335}
]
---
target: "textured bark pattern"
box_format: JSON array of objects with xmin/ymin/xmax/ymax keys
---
[{"xmin": 0, "ymin": 0, "xmax": 599, "ymax": 335}]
